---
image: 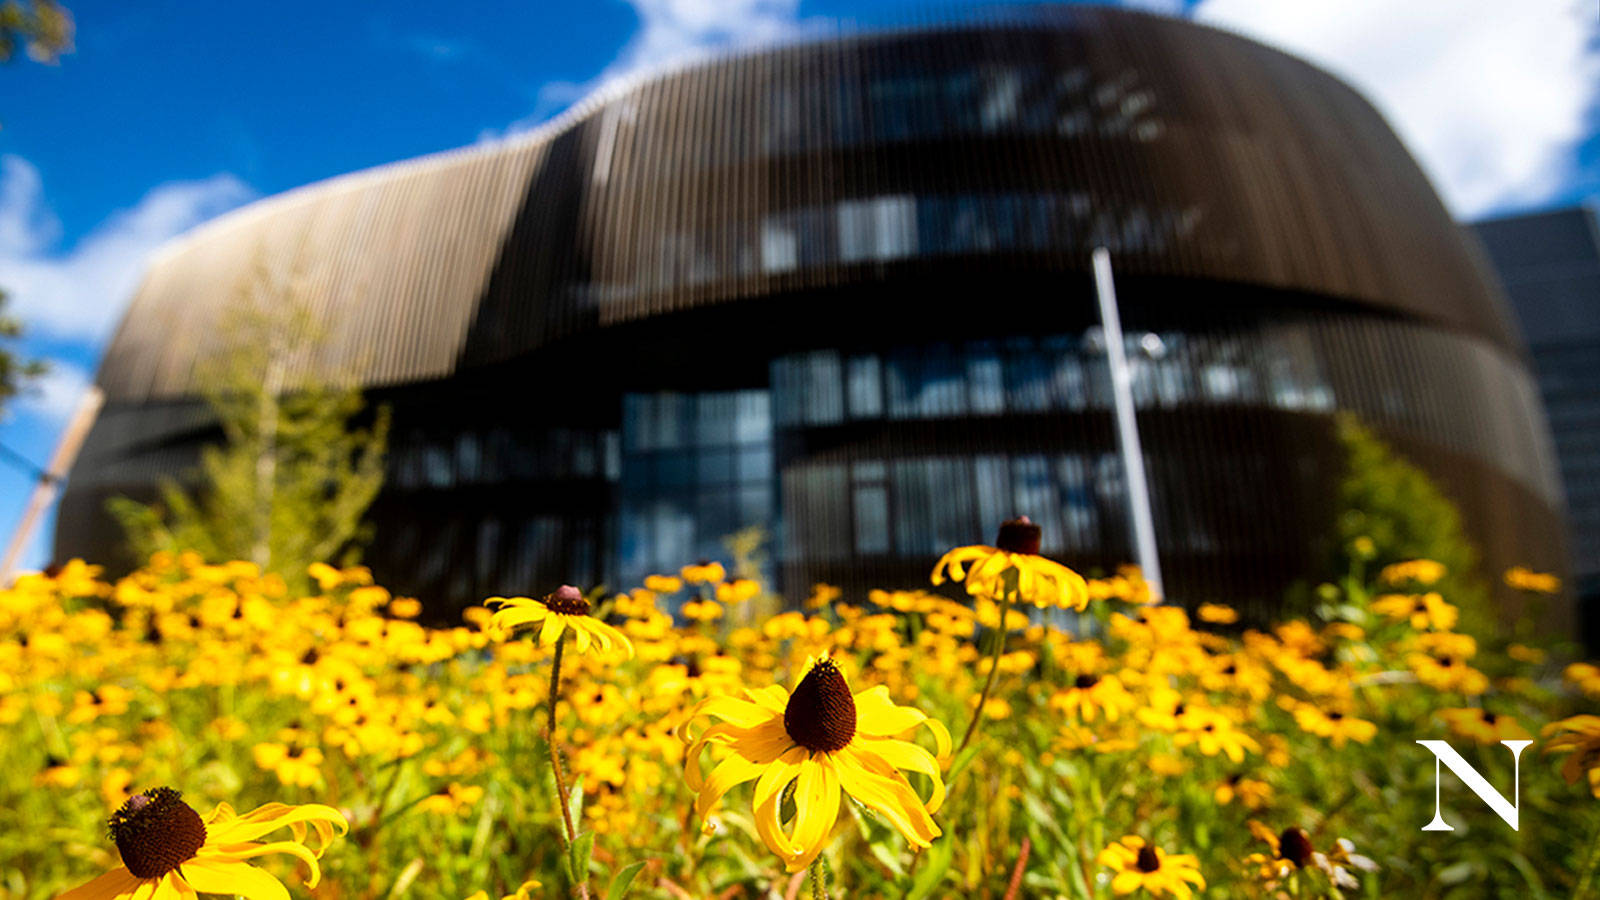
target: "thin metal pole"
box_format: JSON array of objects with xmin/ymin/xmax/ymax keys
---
[
  {"xmin": 0, "ymin": 386, "xmax": 104, "ymax": 585},
  {"xmin": 1090, "ymin": 248, "xmax": 1164, "ymax": 602}
]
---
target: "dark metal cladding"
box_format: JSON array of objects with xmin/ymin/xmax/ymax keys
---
[{"xmin": 55, "ymin": 9, "xmax": 1569, "ymax": 621}]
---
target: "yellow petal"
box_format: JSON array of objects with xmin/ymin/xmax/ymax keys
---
[
  {"xmin": 752, "ymin": 747, "xmax": 807, "ymax": 860},
  {"xmin": 834, "ymin": 746, "xmax": 939, "ymax": 848},
  {"xmin": 785, "ymin": 757, "xmax": 841, "ymax": 872},
  {"xmin": 55, "ymin": 867, "xmax": 144, "ymax": 900},
  {"xmin": 200, "ymin": 803, "xmax": 348, "ymax": 847},
  {"xmin": 538, "ymin": 614, "xmax": 566, "ymax": 647},
  {"xmin": 179, "ymin": 859, "xmax": 288, "ymax": 900},
  {"xmin": 196, "ymin": 841, "xmax": 322, "ymax": 887},
  {"xmin": 855, "ymin": 737, "xmax": 946, "ymax": 814}
]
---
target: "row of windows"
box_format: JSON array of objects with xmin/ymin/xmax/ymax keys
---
[
  {"xmin": 772, "ymin": 329, "xmax": 1335, "ymax": 426},
  {"xmin": 389, "ymin": 427, "xmax": 621, "ymax": 490},
  {"xmin": 578, "ymin": 192, "xmax": 1203, "ymax": 299}
]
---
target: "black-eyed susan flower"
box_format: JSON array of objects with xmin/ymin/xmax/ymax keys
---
[
  {"xmin": 1098, "ymin": 835, "xmax": 1205, "ymax": 898},
  {"xmin": 487, "ymin": 585, "xmax": 632, "ymax": 658},
  {"xmin": 1437, "ymin": 708, "xmax": 1531, "ymax": 745},
  {"xmin": 1505, "ymin": 566, "xmax": 1561, "ymax": 594},
  {"xmin": 1543, "ymin": 715, "xmax": 1600, "ymax": 796},
  {"xmin": 931, "ymin": 516, "xmax": 1090, "ymax": 610},
  {"xmin": 1213, "ymin": 774, "xmax": 1272, "ymax": 810},
  {"xmin": 680, "ymin": 560, "xmax": 727, "ymax": 585},
  {"xmin": 1371, "ymin": 592, "xmax": 1457, "ymax": 631},
  {"xmin": 1049, "ymin": 672, "xmax": 1136, "ymax": 723},
  {"xmin": 1379, "ymin": 558, "xmax": 1446, "ymax": 587},
  {"xmin": 1196, "ymin": 603, "xmax": 1238, "ymax": 625},
  {"xmin": 57, "ymin": 787, "xmax": 346, "ymax": 900},
  {"xmin": 1243, "ymin": 822, "xmax": 1376, "ymax": 891},
  {"xmin": 682, "ymin": 656, "xmax": 948, "ymax": 872},
  {"xmin": 1290, "ymin": 705, "xmax": 1377, "ymax": 748}
]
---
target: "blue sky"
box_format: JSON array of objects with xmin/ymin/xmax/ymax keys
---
[{"xmin": 0, "ymin": 0, "xmax": 1596, "ymax": 570}]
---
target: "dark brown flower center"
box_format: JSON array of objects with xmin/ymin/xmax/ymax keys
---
[
  {"xmin": 995, "ymin": 516, "xmax": 1041, "ymax": 555},
  {"xmin": 109, "ymin": 787, "xmax": 206, "ymax": 878},
  {"xmin": 1278, "ymin": 827, "xmax": 1314, "ymax": 867},
  {"xmin": 1136, "ymin": 844, "xmax": 1161, "ymax": 872},
  {"xmin": 1327, "ymin": 711, "xmax": 1345, "ymax": 721},
  {"xmin": 1074, "ymin": 674, "xmax": 1100, "ymax": 689},
  {"xmin": 1482, "ymin": 711, "xmax": 1497, "ymax": 725},
  {"xmin": 545, "ymin": 585, "xmax": 592, "ymax": 616},
  {"xmin": 784, "ymin": 658, "xmax": 857, "ymax": 753}
]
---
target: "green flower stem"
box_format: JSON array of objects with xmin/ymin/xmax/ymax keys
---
[
  {"xmin": 958, "ymin": 569, "xmax": 1019, "ymax": 754},
  {"xmin": 811, "ymin": 857, "xmax": 828, "ymax": 900},
  {"xmin": 1575, "ymin": 813, "xmax": 1600, "ymax": 898},
  {"xmin": 545, "ymin": 634, "xmax": 590, "ymax": 900}
]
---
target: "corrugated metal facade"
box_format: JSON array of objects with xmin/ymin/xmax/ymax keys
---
[{"xmin": 57, "ymin": 9, "xmax": 1567, "ymax": 617}]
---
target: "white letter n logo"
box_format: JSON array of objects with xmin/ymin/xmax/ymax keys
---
[{"xmin": 1416, "ymin": 739, "xmax": 1532, "ymax": 831}]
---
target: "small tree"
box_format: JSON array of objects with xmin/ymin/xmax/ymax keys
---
[
  {"xmin": 109, "ymin": 254, "xmax": 389, "ymax": 589},
  {"xmin": 0, "ymin": 287, "xmax": 46, "ymax": 418},
  {"xmin": 1330, "ymin": 414, "xmax": 1490, "ymax": 630}
]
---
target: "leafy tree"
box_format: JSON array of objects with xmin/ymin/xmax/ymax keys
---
[
  {"xmin": 0, "ymin": 0, "xmax": 71, "ymax": 65},
  {"xmin": 0, "ymin": 0, "xmax": 70, "ymax": 409},
  {"xmin": 1330, "ymin": 414, "xmax": 1491, "ymax": 631},
  {"xmin": 0, "ymin": 288, "xmax": 46, "ymax": 417},
  {"xmin": 109, "ymin": 255, "xmax": 390, "ymax": 589}
]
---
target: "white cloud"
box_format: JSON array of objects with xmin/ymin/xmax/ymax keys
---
[
  {"xmin": 1192, "ymin": 0, "xmax": 1600, "ymax": 217},
  {"xmin": 0, "ymin": 155, "xmax": 253, "ymax": 344},
  {"xmin": 16, "ymin": 360, "xmax": 92, "ymax": 425},
  {"xmin": 490, "ymin": 0, "xmax": 823, "ymax": 139}
]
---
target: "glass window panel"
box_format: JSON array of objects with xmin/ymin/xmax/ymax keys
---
[
  {"xmin": 738, "ymin": 445, "xmax": 772, "ymax": 483},
  {"xmin": 967, "ymin": 343, "xmax": 1005, "ymax": 414},
  {"xmin": 805, "ymin": 352, "xmax": 844, "ymax": 425},
  {"xmin": 698, "ymin": 449, "xmax": 735, "ymax": 485},
  {"xmin": 696, "ymin": 394, "xmax": 735, "ymax": 446},
  {"xmin": 738, "ymin": 484, "xmax": 772, "ymax": 524},
  {"xmin": 853, "ymin": 485, "xmax": 890, "ymax": 554},
  {"xmin": 761, "ymin": 218, "xmax": 798, "ymax": 274},
  {"xmin": 656, "ymin": 454, "xmax": 692, "ymax": 489},
  {"xmin": 848, "ymin": 355, "xmax": 884, "ymax": 419},
  {"xmin": 735, "ymin": 391, "xmax": 771, "ymax": 444}
]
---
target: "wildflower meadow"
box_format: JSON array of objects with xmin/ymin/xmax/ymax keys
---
[{"xmin": 3, "ymin": 525, "xmax": 1596, "ymax": 899}]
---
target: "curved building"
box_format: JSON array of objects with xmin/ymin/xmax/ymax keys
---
[{"xmin": 57, "ymin": 7, "xmax": 1567, "ymax": 616}]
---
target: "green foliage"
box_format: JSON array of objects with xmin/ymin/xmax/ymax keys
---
[
  {"xmin": 108, "ymin": 256, "xmax": 389, "ymax": 590},
  {"xmin": 1332, "ymin": 414, "xmax": 1490, "ymax": 629},
  {"xmin": 0, "ymin": 287, "xmax": 46, "ymax": 418},
  {"xmin": 0, "ymin": 0, "xmax": 71, "ymax": 65}
]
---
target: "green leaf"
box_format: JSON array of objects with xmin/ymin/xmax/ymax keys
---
[
  {"xmin": 945, "ymin": 745, "xmax": 982, "ymax": 785},
  {"xmin": 605, "ymin": 861, "xmax": 646, "ymax": 900},
  {"xmin": 568, "ymin": 831, "xmax": 595, "ymax": 883},
  {"xmin": 905, "ymin": 837, "xmax": 955, "ymax": 900}
]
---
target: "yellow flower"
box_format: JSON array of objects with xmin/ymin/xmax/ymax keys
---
[
  {"xmin": 682, "ymin": 656, "xmax": 948, "ymax": 872},
  {"xmin": 1437, "ymin": 708, "xmax": 1531, "ymax": 745},
  {"xmin": 57, "ymin": 787, "xmax": 346, "ymax": 900},
  {"xmin": 1379, "ymin": 559, "xmax": 1446, "ymax": 587},
  {"xmin": 681, "ymin": 598, "xmax": 725, "ymax": 622},
  {"xmin": 1099, "ymin": 835, "xmax": 1205, "ymax": 898},
  {"xmin": 253, "ymin": 743, "xmax": 325, "ymax": 788},
  {"xmin": 1371, "ymin": 592, "xmax": 1457, "ymax": 631},
  {"xmin": 643, "ymin": 574, "xmax": 683, "ymax": 593},
  {"xmin": 1196, "ymin": 603, "xmax": 1238, "ymax": 625},
  {"xmin": 487, "ymin": 586, "xmax": 633, "ymax": 658},
  {"xmin": 931, "ymin": 516, "xmax": 1089, "ymax": 610},
  {"xmin": 1213, "ymin": 774, "xmax": 1272, "ymax": 810},
  {"xmin": 1543, "ymin": 715, "xmax": 1600, "ymax": 797},
  {"xmin": 1049, "ymin": 673, "xmax": 1136, "ymax": 723},
  {"xmin": 716, "ymin": 578, "xmax": 760, "ymax": 604},
  {"xmin": 1505, "ymin": 566, "xmax": 1561, "ymax": 594},
  {"xmin": 680, "ymin": 560, "xmax": 727, "ymax": 584},
  {"xmin": 1291, "ymin": 705, "xmax": 1377, "ymax": 748}
]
